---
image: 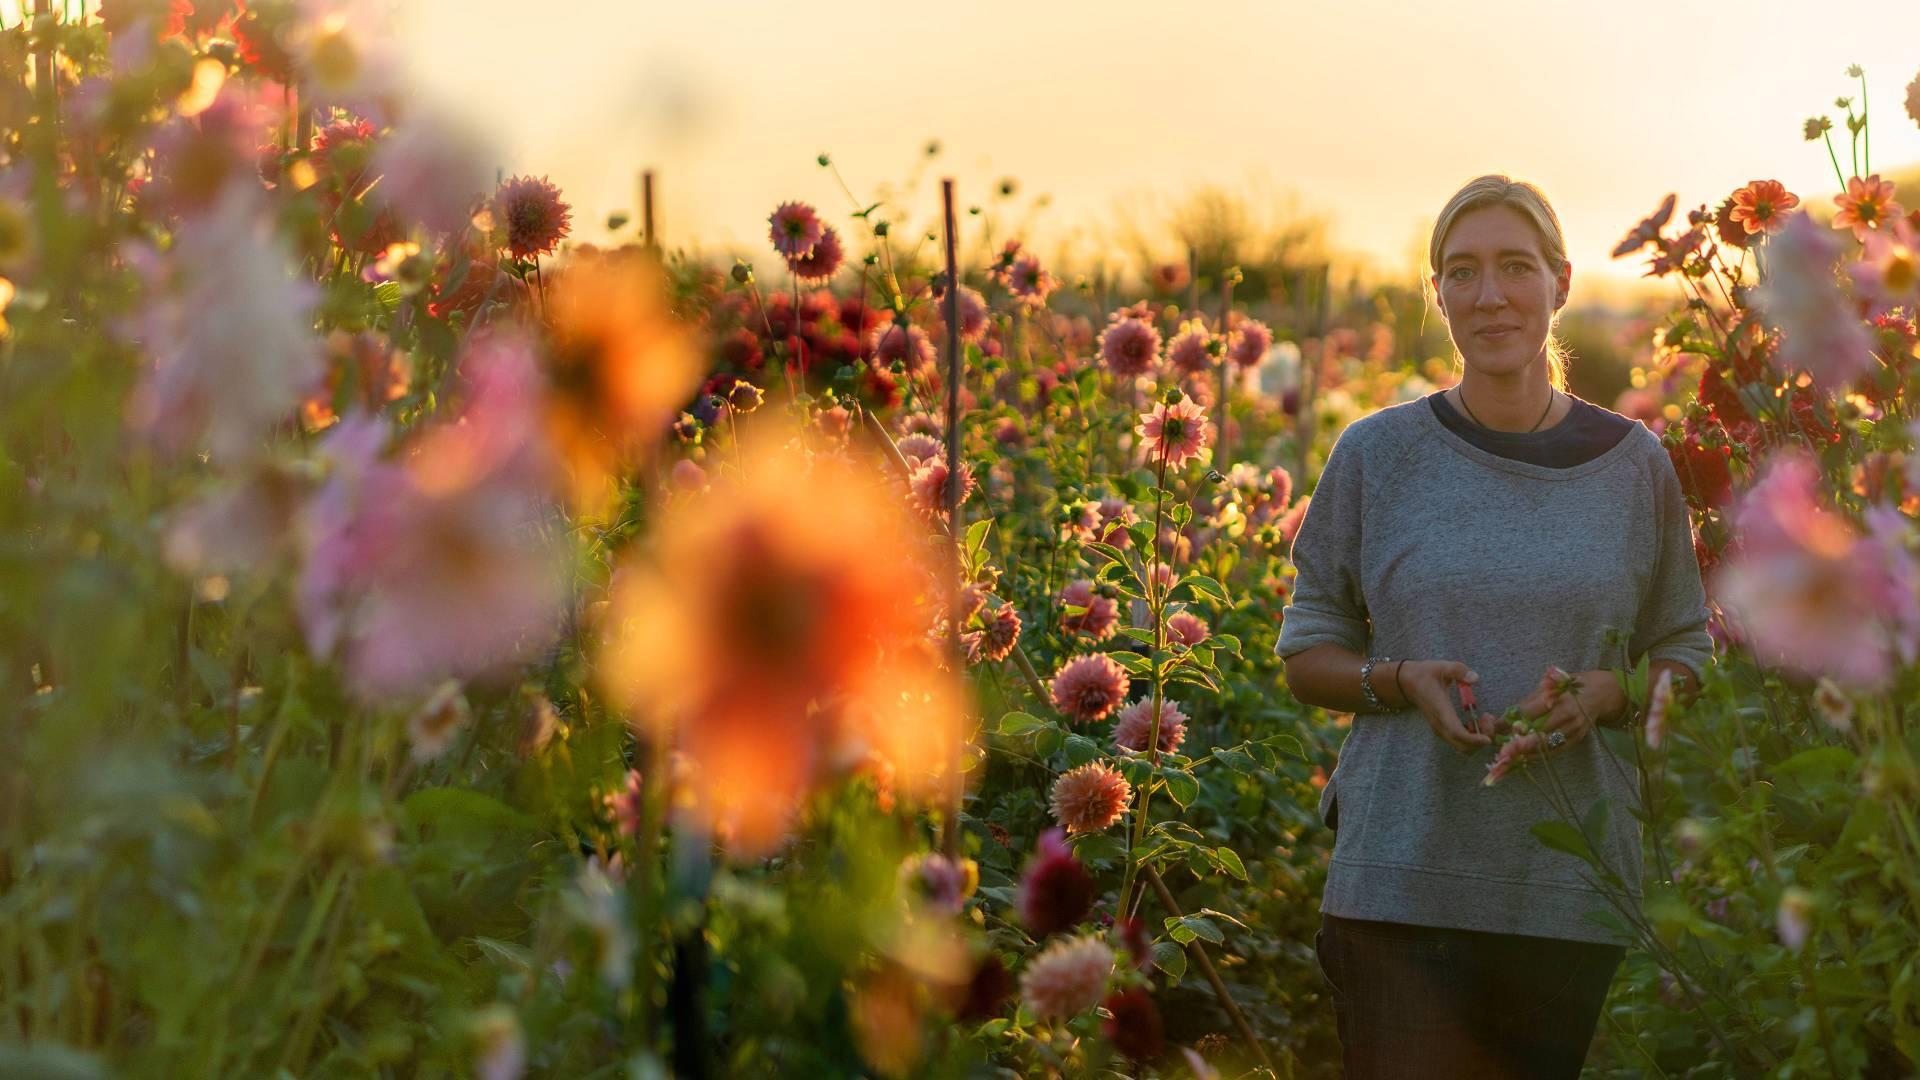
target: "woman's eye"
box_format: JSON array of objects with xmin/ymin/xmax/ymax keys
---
[
  {"xmin": 1449, "ymin": 268, "xmax": 1472, "ymax": 282},
  {"xmin": 1506, "ymin": 261, "xmax": 1531, "ymax": 274}
]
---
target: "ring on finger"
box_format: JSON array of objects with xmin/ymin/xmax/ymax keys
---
[{"xmin": 1546, "ymin": 730, "xmax": 1566, "ymax": 749}]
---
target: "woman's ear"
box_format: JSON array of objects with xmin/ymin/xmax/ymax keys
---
[{"xmin": 1554, "ymin": 261, "xmax": 1572, "ymax": 311}]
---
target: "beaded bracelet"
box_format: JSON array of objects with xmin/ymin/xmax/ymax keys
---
[{"xmin": 1359, "ymin": 655, "xmax": 1393, "ymax": 711}]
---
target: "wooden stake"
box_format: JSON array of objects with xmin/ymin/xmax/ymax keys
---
[
  {"xmin": 939, "ymin": 177, "xmax": 964, "ymax": 859},
  {"xmin": 1215, "ymin": 270, "xmax": 1234, "ymax": 472},
  {"xmin": 643, "ymin": 170, "xmax": 656, "ymax": 250}
]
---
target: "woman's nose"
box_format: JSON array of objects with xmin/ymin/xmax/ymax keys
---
[{"xmin": 1474, "ymin": 277, "xmax": 1508, "ymax": 310}]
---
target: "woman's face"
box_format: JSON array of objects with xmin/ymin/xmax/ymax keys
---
[{"xmin": 1431, "ymin": 204, "xmax": 1570, "ymax": 379}]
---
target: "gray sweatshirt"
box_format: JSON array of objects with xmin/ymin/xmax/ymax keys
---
[{"xmin": 1276, "ymin": 397, "xmax": 1712, "ymax": 945}]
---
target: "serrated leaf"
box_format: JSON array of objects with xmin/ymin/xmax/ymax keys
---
[
  {"xmin": 1166, "ymin": 668, "xmax": 1220, "ymax": 692},
  {"xmin": 1162, "ymin": 768, "xmax": 1199, "ymax": 808},
  {"xmin": 1211, "ymin": 633, "xmax": 1243, "ymax": 657},
  {"xmin": 1111, "ymin": 651, "xmax": 1153, "ymax": 675},
  {"xmin": 997, "ymin": 711, "xmax": 1047, "ymax": 736},
  {"xmin": 1084, "ymin": 540, "xmax": 1130, "ymax": 567},
  {"xmin": 1212, "ymin": 746, "xmax": 1257, "ymax": 772},
  {"xmin": 1120, "ymin": 627, "xmax": 1157, "ymax": 646},
  {"xmin": 1061, "ymin": 734, "xmax": 1103, "ymax": 767},
  {"xmin": 1151, "ymin": 940, "xmax": 1188, "ymax": 980},
  {"xmin": 1212, "ymin": 847, "xmax": 1249, "ymax": 881},
  {"xmin": 1175, "ymin": 574, "xmax": 1231, "ymax": 606},
  {"xmin": 964, "ymin": 519, "xmax": 993, "ymax": 572},
  {"xmin": 1177, "ymin": 915, "xmax": 1224, "ymax": 945}
]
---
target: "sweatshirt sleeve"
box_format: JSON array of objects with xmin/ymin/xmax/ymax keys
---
[
  {"xmin": 1276, "ymin": 428, "xmax": 1370, "ymax": 658},
  {"xmin": 1628, "ymin": 440, "xmax": 1714, "ymax": 681}
]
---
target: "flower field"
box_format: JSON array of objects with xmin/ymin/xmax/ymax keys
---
[{"xmin": 6, "ymin": 5, "xmax": 1920, "ymax": 1077}]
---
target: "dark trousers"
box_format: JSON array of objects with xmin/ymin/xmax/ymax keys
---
[{"xmin": 1316, "ymin": 912, "xmax": 1624, "ymax": 1079}]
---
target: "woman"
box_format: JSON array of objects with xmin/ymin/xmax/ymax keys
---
[{"xmin": 1277, "ymin": 175, "xmax": 1712, "ymax": 1078}]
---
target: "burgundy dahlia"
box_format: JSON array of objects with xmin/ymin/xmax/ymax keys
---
[{"xmin": 1019, "ymin": 827, "xmax": 1094, "ymax": 937}]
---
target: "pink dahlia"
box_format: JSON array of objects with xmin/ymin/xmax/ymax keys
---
[
  {"xmin": 964, "ymin": 602, "xmax": 1022, "ymax": 664},
  {"xmin": 1112, "ymin": 697, "xmax": 1187, "ymax": 755},
  {"xmin": 1227, "ymin": 318, "xmax": 1273, "ymax": 368},
  {"xmin": 786, "ymin": 224, "xmax": 844, "ymax": 283},
  {"xmin": 603, "ymin": 768, "xmax": 644, "ymax": 837},
  {"xmin": 908, "ymin": 459, "xmax": 975, "ymax": 523},
  {"xmin": 870, "ymin": 320, "xmax": 937, "ymax": 372},
  {"xmin": 1643, "ymin": 668, "xmax": 1675, "ymax": 748},
  {"xmin": 1060, "ymin": 500, "xmax": 1104, "ymax": 544},
  {"xmin": 1049, "ymin": 654, "xmax": 1130, "ymax": 723},
  {"xmin": 1136, "ymin": 397, "xmax": 1213, "ymax": 468},
  {"xmin": 1097, "ymin": 496, "xmax": 1138, "ymax": 546},
  {"xmin": 1019, "ymin": 827, "xmax": 1094, "ymax": 936},
  {"xmin": 768, "ymin": 200, "xmax": 823, "ymax": 258},
  {"xmin": 1834, "ymin": 174, "xmax": 1904, "ymax": 241},
  {"xmin": 1050, "ymin": 761, "xmax": 1132, "ymax": 834},
  {"xmin": 1099, "ymin": 316, "xmax": 1161, "ymax": 377},
  {"xmin": 1058, "ymin": 579, "xmax": 1120, "ymax": 641},
  {"xmin": 492, "ymin": 174, "xmax": 572, "ymax": 259},
  {"xmin": 1166, "ymin": 320, "xmax": 1215, "ymax": 375},
  {"xmin": 1020, "ymin": 935, "xmax": 1114, "ymax": 1020},
  {"xmin": 1166, "ymin": 610, "xmax": 1209, "ymax": 646},
  {"xmin": 941, "ymin": 284, "xmax": 990, "ymax": 344},
  {"xmin": 896, "ymin": 433, "xmax": 943, "ymax": 465},
  {"xmin": 1007, "ymin": 253, "xmax": 1057, "ymax": 307}
]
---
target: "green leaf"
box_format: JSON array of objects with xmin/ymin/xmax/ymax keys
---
[
  {"xmin": 1531, "ymin": 821, "xmax": 1597, "ymax": 866},
  {"xmin": 1212, "ymin": 847, "xmax": 1249, "ymax": 881},
  {"xmin": 1151, "ymin": 940, "xmax": 1188, "ymax": 980},
  {"xmin": 1166, "ymin": 668, "xmax": 1220, "ymax": 693},
  {"xmin": 1259, "ymin": 733, "xmax": 1308, "ymax": 762},
  {"xmin": 1581, "ymin": 799, "xmax": 1612, "ymax": 849},
  {"xmin": 1061, "ymin": 734, "xmax": 1103, "ymax": 767},
  {"xmin": 1120, "ymin": 627, "xmax": 1158, "ymax": 646},
  {"xmin": 1211, "ymin": 633, "xmax": 1243, "ymax": 657},
  {"xmin": 1176, "ymin": 915, "xmax": 1224, "ymax": 945},
  {"xmin": 964, "ymin": 519, "xmax": 993, "ymax": 573},
  {"xmin": 996, "ymin": 711, "xmax": 1047, "ymax": 736},
  {"xmin": 1162, "ymin": 768, "xmax": 1200, "ymax": 808},
  {"xmin": 1175, "ymin": 574, "xmax": 1231, "ymax": 606},
  {"xmin": 1110, "ymin": 651, "xmax": 1153, "ymax": 675},
  {"xmin": 1170, "ymin": 503, "xmax": 1193, "ymax": 527},
  {"xmin": 1083, "ymin": 540, "xmax": 1129, "ymax": 567},
  {"xmin": 1073, "ymin": 832, "xmax": 1129, "ymax": 865},
  {"xmin": 1211, "ymin": 746, "xmax": 1257, "ymax": 772}
]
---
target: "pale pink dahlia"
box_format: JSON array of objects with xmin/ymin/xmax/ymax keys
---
[
  {"xmin": 1020, "ymin": 935, "xmax": 1114, "ymax": 1020},
  {"xmin": 870, "ymin": 320, "xmax": 937, "ymax": 371},
  {"xmin": 1166, "ymin": 320, "xmax": 1215, "ymax": 375},
  {"xmin": 1136, "ymin": 397, "xmax": 1213, "ymax": 468},
  {"xmin": 1008, "ymin": 253, "xmax": 1057, "ymax": 307},
  {"xmin": 768, "ymin": 200, "xmax": 823, "ymax": 258},
  {"xmin": 1099, "ymin": 316, "xmax": 1161, "ymax": 377},
  {"xmin": 1050, "ymin": 761, "xmax": 1132, "ymax": 834},
  {"xmin": 1166, "ymin": 610, "xmax": 1209, "ymax": 646},
  {"xmin": 787, "ymin": 224, "xmax": 844, "ymax": 284},
  {"xmin": 896, "ymin": 433, "xmax": 943, "ymax": 465},
  {"xmin": 1049, "ymin": 654, "xmax": 1130, "ymax": 723},
  {"xmin": 1096, "ymin": 496, "xmax": 1137, "ymax": 546},
  {"xmin": 1112, "ymin": 697, "xmax": 1187, "ymax": 754},
  {"xmin": 940, "ymin": 284, "xmax": 990, "ymax": 344},
  {"xmin": 1227, "ymin": 318, "xmax": 1273, "ymax": 368},
  {"xmin": 1058, "ymin": 579, "xmax": 1120, "ymax": 641},
  {"xmin": 908, "ymin": 459, "xmax": 975, "ymax": 523},
  {"xmin": 492, "ymin": 174, "xmax": 572, "ymax": 259}
]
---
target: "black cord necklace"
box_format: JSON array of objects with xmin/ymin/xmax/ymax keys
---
[{"xmin": 1457, "ymin": 384, "xmax": 1556, "ymax": 433}]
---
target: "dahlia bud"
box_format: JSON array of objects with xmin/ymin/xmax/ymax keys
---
[
  {"xmin": 1162, "ymin": 387, "xmax": 1185, "ymax": 406},
  {"xmin": 727, "ymin": 381, "xmax": 764, "ymax": 413},
  {"xmin": 817, "ymin": 153, "xmax": 832, "ymax": 167},
  {"xmin": 873, "ymin": 221, "xmax": 890, "ymax": 238},
  {"xmin": 731, "ymin": 262, "xmax": 753, "ymax": 284},
  {"xmin": 671, "ymin": 413, "xmax": 702, "ymax": 444}
]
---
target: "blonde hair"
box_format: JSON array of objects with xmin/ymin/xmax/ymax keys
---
[{"xmin": 1427, "ymin": 174, "xmax": 1571, "ymax": 391}]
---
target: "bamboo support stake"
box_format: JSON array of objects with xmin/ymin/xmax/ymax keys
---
[
  {"xmin": 1145, "ymin": 867, "xmax": 1274, "ymax": 1072},
  {"xmin": 1293, "ymin": 264, "xmax": 1329, "ymax": 490},
  {"xmin": 1186, "ymin": 245, "xmax": 1200, "ymax": 318},
  {"xmin": 939, "ymin": 178, "xmax": 965, "ymax": 859},
  {"xmin": 642, "ymin": 170, "xmax": 656, "ymax": 250},
  {"xmin": 1215, "ymin": 269, "xmax": 1235, "ymax": 472}
]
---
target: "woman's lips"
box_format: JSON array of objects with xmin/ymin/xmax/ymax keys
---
[{"xmin": 1476, "ymin": 326, "xmax": 1518, "ymax": 340}]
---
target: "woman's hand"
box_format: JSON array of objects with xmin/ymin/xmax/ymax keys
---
[
  {"xmin": 1393, "ymin": 660, "xmax": 1491, "ymax": 753},
  {"xmin": 1511, "ymin": 667, "xmax": 1626, "ymax": 754}
]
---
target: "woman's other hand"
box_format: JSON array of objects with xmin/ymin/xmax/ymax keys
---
[{"xmin": 1512, "ymin": 667, "xmax": 1626, "ymax": 754}]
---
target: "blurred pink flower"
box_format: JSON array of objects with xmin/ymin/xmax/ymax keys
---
[
  {"xmin": 1136, "ymin": 397, "xmax": 1213, "ymax": 469},
  {"xmin": 948, "ymin": 285, "xmax": 990, "ymax": 343},
  {"xmin": 1112, "ymin": 696, "xmax": 1187, "ymax": 754},
  {"xmin": 1019, "ymin": 827, "xmax": 1094, "ymax": 936},
  {"xmin": 406, "ymin": 680, "xmax": 470, "ymax": 762},
  {"xmin": 787, "ymin": 224, "xmax": 844, "ymax": 283},
  {"xmin": 1167, "ymin": 610, "xmax": 1209, "ymax": 646},
  {"xmin": 1049, "ymin": 654, "xmax": 1130, "ymax": 723},
  {"xmin": 1227, "ymin": 318, "xmax": 1273, "ymax": 368},
  {"xmin": 1643, "ymin": 668, "xmax": 1675, "ymax": 748},
  {"xmin": 1020, "ymin": 935, "xmax": 1114, "ymax": 1020},
  {"xmin": 670, "ymin": 459, "xmax": 708, "ymax": 491},
  {"xmin": 1050, "ymin": 761, "xmax": 1132, "ymax": 834},
  {"xmin": 1851, "ymin": 217, "xmax": 1919, "ymax": 310},
  {"xmin": 1097, "ymin": 496, "xmax": 1138, "ymax": 546},
  {"xmin": 1166, "ymin": 320, "xmax": 1215, "ymax": 375},
  {"xmin": 768, "ymin": 200, "xmax": 823, "ymax": 258},
  {"xmin": 1058, "ymin": 579, "xmax": 1120, "ymax": 640},
  {"xmin": 1099, "ymin": 316, "xmax": 1161, "ymax": 377},
  {"xmin": 1712, "ymin": 452, "xmax": 1920, "ymax": 690},
  {"xmin": 870, "ymin": 320, "xmax": 936, "ymax": 372},
  {"xmin": 902, "ymin": 852, "xmax": 976, "ymax": 915},
  {"xmin": 140, "ymin": 84, "xmax": 277, "ymax": 216},
  {"xmin": 1753, "ymin": 213, "xmax": 1873, "ymax": 392},
  {"xmin": 371, "ymin": 113, "xmax": 494, "ymax": 236},
  {"xmin": 963, "ymin": 601, "xmax": 1022, "ymax": 664},
  {"xmin": 493, "ymin": 175, "xmax": 572, "ymax": 259},
  {"xmin": 127, "ymin": 187, "xmax": 323, "ymax": 461},
  {"xmin": 297, "ymin": 334, "xmax": 567, "ymax": 700},
  {"xmin": 604, "ymin": 769, "xmax": 644, "ymax": 837},
  {"xmin": 1811, "ymin": 677, "xmax": 1854, "ymax": 731}
]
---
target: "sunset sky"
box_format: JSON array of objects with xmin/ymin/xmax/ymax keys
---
[{"xmin": 32, "ymin": 1, "xmax": 1920, "ymax": 296}]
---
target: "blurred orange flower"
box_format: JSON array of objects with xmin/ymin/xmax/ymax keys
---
[
  {"xmin": 543, "ymin": 247, "xmax": 704, "ymax": 516},
  {"xmin": 599, "ymin": 415, "xmax": 968, "ymax": 854}
]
